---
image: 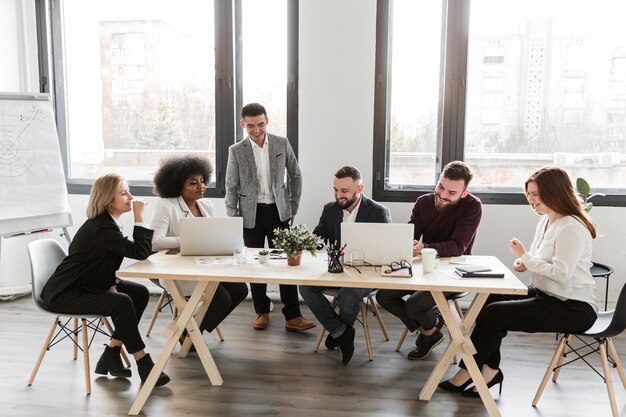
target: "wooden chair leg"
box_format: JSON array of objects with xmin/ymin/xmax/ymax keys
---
[
  {"xmin": 313, "ymin": 327, "xmax": 326, "ymax": 353},
  {"xmin": 146, "ymin": 290, "xmax": 167, "ymax": 337},
  {"xmin": 368, "ymin": 297, "xmax": 389, "ymax": 341},
  {"xmin": 73, "ymin": 317, "xmax": 79, "ymax": 360},
  {"xmin": 600, "ymin": 341, "xmax": 619, "ymax": 417},
  {"xmin": 100, "ymin": 316, "xmax": 131, "ymax": 368},
  {"xmin": 28, "ymin": 317, "xmax": 58, "ymax": 386},
  {"xmin": 215, "ymin": 325, "xmax": 225, "ymax": 342},
  {"xmin": 607, "ymin": 338, "xmax": 626, "ymax": 390},
  {"xmin": 361, "ymin": 302, "xmax": 374, "ymax": 361},
  {"xmin": 313, "ymin": 297, "xmax": 338, "ymax": 352},
  {"xmin": 533, "ymin": 335, "xmax": 568, "ymax": 406},
  {"xmin": 81, "ymin": 319, "xmax": 91, "ymax": 395},
  {"xmin": 312, "ymin": 296, "xmax": 332, "ymax": 353},
  {"xmin": 396, "ymin": 327, "xmax": 409, "ymax": 352},
  {"xmin": 453, "ymin": 299, "xmax": 464, "ymax": 319},
  {"xmin": 552, "ymin": 334, "xmax": 572, "ymax": 382}
]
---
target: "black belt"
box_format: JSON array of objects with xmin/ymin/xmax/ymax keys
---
[{"xmin": 257, "ymin": 203, "xmax": 276, "ymax": 208}]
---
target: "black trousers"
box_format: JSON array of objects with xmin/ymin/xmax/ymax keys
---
[
  {"xmin": 199, "ymin": 282, "xmax": 249, "ymax": 332},
  {"xmin": 243, "ymin": 203, "xmax": 301, "ymax": 320},
  {"xmin": 48, "ymin": 280, "xmax": 149, "ymax": 354},
  {"xmin": 460, "ymin": 286, "xmax": 597, "ymax": 370},
  {"xmin": 376, "ymin": 289, "xmax": 456, "ymax": 332}
]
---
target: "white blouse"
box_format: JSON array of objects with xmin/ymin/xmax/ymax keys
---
[
  {"xmin": 521, "ymin": 215, "xmax": 597, "ymax": 312},
  {"xmin": 150, "ymin": 196, "xmax": 215, "ymax": 296},
  {"xmin": 151, "ymin": 196, "xmax": 215, "ymax": 251}
]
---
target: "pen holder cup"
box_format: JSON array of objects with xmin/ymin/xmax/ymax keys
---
[{"xmin": 327, "ymin": 250, "xmax": 344, "ymax": 273}]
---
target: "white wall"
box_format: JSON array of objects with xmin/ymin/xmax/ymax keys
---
[{"xmin": 2, "ymin": 0, "xmax": 625, "ymax": 306}]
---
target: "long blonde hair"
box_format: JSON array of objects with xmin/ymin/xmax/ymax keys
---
[{"xmin": 86, "ymin": 173, "xmax": 124, "ymax": 219}]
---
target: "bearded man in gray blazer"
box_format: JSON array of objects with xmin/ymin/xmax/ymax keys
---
[{"xmin": 225, "ymin": 103, "xmax": 316, "ymax": 332}]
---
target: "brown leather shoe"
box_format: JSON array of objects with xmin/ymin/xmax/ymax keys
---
[
  {"xmin": 252, "ymin": 313, "xmax": 269, "ymax": 330},
  {"xmin": 285, "ymin": 316, "xmax": 317, "ymax": 332}
]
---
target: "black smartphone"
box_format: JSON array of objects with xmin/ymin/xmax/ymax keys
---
[
  {"xmin": 269, "ymin": 249, "xmax": 283, "ymax": 255},
  {"xmin": 166, "ymin": 248, "xmax": 181, "ymax": 255}
]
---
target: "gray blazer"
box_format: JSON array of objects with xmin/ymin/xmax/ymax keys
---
[{"xmin": 225, "ymin": 134, "xmax": 302, "ymax": 229}]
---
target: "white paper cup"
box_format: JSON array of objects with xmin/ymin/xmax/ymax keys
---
[{"xmin": 421, "ymin": 248, "xmax": 437, "ymax": 273}]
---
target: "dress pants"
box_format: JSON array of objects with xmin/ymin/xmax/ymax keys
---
[
  {"xmin": 243, "ymin": 203, "xmax": 301, "ymax": 320},
  {"xmin": 300, "ymin": 286, "xmax": 373, "ymax": 338},
  {"xmin": 48, "ymin": 279, "xmax": 149, "ymax": 354},
  {"xmin": 459, "ymin": 286, "xmax": 597, "ymax": 370},
  {"xmin": 376, "ymin": 289, "xmax": 455, "ymax": 331},
  {"xmin": 199, "ymin": 282, "xmax": 249, "ymax": 333}
]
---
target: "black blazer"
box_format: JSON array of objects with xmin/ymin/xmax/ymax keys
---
[
  {"xmin": 313, "ymin": 195, "xmax": 392, "ymax": 247},
  {"xmin": 41, "ymin": 212, "xmax": 153, "ymax": 308}
]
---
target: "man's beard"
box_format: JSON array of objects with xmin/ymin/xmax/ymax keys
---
[
  {"xmin": 434, "ymin": 193, "xmax": 461, "ymax": 211},
  {"xmin": 337, "ymin": 193, "xmax": 358, "ymax": 210}
]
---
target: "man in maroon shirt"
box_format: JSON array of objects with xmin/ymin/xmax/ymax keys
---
[{"xmin": 377, "ymin": 161, "xmax": 482, "ymax": 360}]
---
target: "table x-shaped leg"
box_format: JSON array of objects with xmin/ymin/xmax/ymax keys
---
[
  {"xmin": 419, "ymin": 292, "xmax": 502, "ymax": 417},
  {"xmin": 128, "ymin": 280, "xmax": 223, "ymax": 415}
]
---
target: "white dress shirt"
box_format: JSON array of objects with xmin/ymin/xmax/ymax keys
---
[
  {"xmin": 342, "ymin": 194, "xmax": 362, "ymax": 223},
  {"xmin": 521, "ymin": 215, "xmax": 598, "ymax": 312},
  {"xmin": 249, "ymin": 135, "xmax": 275, "ymax": 204}
]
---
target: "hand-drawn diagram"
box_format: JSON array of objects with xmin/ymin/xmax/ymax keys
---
[{"xmin": 0, "ymin": 110, "xmax": 36, "ymax": 177}]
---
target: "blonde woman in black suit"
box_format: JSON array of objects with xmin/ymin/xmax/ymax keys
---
[{"xmin": 41, "ymin": 173, "xmax": 170, "ymax": 387}]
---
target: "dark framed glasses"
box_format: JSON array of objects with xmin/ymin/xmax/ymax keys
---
[{"xmin": 389, "ymin": 260, "xmax": 412, "ymax": 276}]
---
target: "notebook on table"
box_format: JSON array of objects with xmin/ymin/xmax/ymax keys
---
[{"xmin": 179, "ymin": 217, "xmax": 244, "ymax": 256}]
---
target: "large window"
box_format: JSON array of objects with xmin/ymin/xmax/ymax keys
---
[
  {"xmin": 38, "ymin": 0, "xmax": 297, "ymax": 196},
  {"xmin": 374, "ymin": 0, "xmax": 626, "ymax": 205},
  {"xmin": 59, "ymin": 0, "xmax": 216, "ymax": 185},
  {"xmin": 0, "ymin": 0, "xmax": 39, "ymax": 93}
]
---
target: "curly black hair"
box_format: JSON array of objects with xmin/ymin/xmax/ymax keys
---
[{"xmin": 153, "ymin": 155, "xmax": 213, "ymax": 198}]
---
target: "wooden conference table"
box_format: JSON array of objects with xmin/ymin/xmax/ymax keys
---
[{"xmin": 116, "ymin": 251, "xmax": 527, "ymax": 417}]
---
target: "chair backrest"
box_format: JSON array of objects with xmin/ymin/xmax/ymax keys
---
[
  {"xmin": 27, "ymin": 239, "xmax": 67, "ymax": 311},
  {"xmin": 601, "ymin": 279, "xmax": 626, "ymax": 338}
]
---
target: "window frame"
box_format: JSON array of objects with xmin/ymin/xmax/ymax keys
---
[
  {"xmin": 372, "ymin": 0, "xmax": 626, "ymax": 207},
  {"xmin": 37, "ymin": 0, "xmax": 298, "ymax": 197}
]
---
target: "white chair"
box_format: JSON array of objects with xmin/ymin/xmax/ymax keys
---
[
  {"xmin": 313, "ymin": 288, "xmax": 389, "ymax": 361},
  {"xmin": 27, "ymin": 239, "xmax": 129, "ymax": 395}
]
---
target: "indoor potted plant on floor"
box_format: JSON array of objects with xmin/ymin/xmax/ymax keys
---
[{"xmin": 272, "ymin": 225, "xmax": 323, "ymax": 266}]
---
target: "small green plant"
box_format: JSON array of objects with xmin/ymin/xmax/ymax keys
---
[
  {"xmin": 272, "ymin": 225, "xmax": 323, "ymax": 259},
  {"xmin": 576, "ymin": 177, "xmax": 605, "ymax": 212},
  {"xmin": 258, "ymin": 249, "xmax": 269, "ymax": 256}
]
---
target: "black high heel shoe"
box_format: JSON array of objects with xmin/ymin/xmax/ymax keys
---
[
  {"xmin": 438, "ymin": 377, "xmax": 472, "ymax": 393},
  {"xmin": 461, "ymin": 369, "xmax": 504, "ymax": 397}
]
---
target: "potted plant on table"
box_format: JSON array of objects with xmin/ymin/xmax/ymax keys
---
[
  {"xmin": 258, "ymin": 249, "xmax": 270, "ymax": 264},
  {"xmin": 272, "ymin": 224, "xmax": 324, "ymax": 266}
]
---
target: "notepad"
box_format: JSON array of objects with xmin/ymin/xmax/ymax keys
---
[
  {"xmin": 455, "ymin": 270, "xmax": 504, "ymax": 278},
  {"xmin": 455, "ymin": 265, "xmax": 492, "ymax": 273}
]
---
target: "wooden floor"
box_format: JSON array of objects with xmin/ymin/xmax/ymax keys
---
[{"xmin": 1, "ymin": 294, "xmax": 625, "ymax": 417}]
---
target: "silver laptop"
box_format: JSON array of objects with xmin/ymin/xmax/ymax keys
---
[
  {"xmin": 179, "ymin": 217, "xmax": 244, "ymax": 256},
  {"xmin": 341, "ymin": 223, "xmax": 414, "ymax": 266}
]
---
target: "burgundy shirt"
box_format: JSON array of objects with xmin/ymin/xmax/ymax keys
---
[{"xmin": 409, "ymin": 193, "xmax": 482, "ymax": 257}]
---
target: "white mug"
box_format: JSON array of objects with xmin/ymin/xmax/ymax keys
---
[{"xmin": 421, "ymin": 248, "xmax": 438, "ymax": 273}]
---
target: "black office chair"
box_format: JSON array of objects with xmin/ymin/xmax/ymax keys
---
[{"xmin": 533, "ymin": 281, "xmax": 626, "ymax": 417}]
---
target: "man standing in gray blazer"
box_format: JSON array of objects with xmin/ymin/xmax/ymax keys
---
[{"xmin": 225, "ymin": 103, "xmax": 316, "ymax": 332}]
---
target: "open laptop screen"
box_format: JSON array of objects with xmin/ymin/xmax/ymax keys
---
[
  {"xmin": 340, "ymin": 223, "xmax": 414, "ymax": 266},
  {"xmin": 179, "ymin": 217, "xmax": 244, "ymax": 256}
]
